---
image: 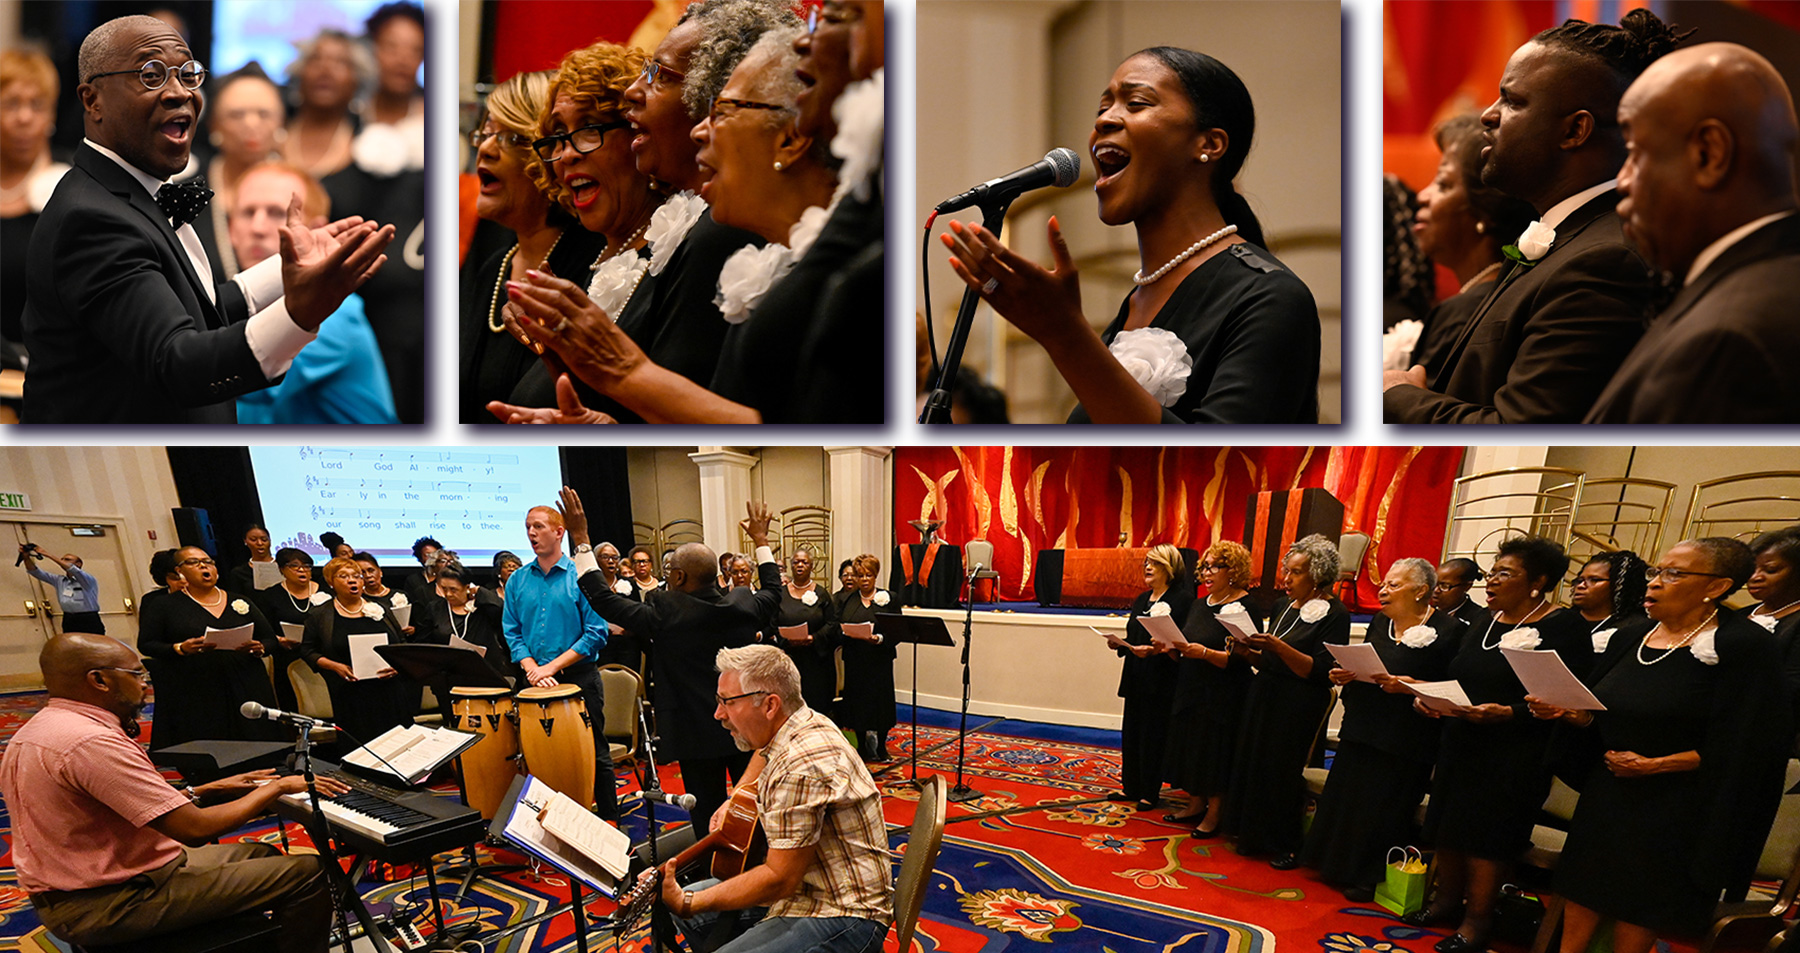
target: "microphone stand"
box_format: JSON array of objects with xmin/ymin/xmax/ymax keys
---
[
  {"xmin": 920, "ymin": 198, "xmax": 1014, "ymax": 424},
  {"xmin": 634, "ymin": 696, "xmax": 681, "ymax": 953},
  {"xmin": 289, "ymin": 717, "xmax": 391, "ymax": 951},
  {"xmin": 945, "ymin": 563, "xmax": 983, "ymax": 803}
]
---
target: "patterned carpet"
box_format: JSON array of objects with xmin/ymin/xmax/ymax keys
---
[{"xmin": 0, "ymin": 693, "xmax": 1612, "ymax": 953}]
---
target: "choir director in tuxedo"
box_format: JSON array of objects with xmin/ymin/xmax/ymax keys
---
[
  {"xmin": 1585, "ymin": 43, "xmax": 1800, "ymax": 423},
  {"xmin": 20, "ymin": 15, "xmax": 395, "ymax": 424}
]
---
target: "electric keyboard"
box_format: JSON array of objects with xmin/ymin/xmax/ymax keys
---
[{"xmin": 276, "ymin": 770, "xmax": 483, "ymax": 862}]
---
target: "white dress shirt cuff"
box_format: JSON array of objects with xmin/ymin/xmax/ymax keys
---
[
  {"xmin": 754, "ymin": 546, "xmax": 776, "ymax": 566},
  {"xmin": 234, "ymin": 255, "xmax": 285, "ymax": 313},
  {"xmin": 573, "ymin": 550, "xmax": 600, "ymax": 577},
  {"xmin": 244, "ymin": 299, "xmax": 315, "ymax": 381}
]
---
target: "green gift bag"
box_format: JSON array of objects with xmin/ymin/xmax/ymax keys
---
[{"xmin": 1375, "ymin": 847, "xmax": 1428, "ymax": 915}]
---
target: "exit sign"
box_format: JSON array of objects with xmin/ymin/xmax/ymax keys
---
[{"xmin": 0, "ymin": 492, "xmax": 29, "ymax": 510}]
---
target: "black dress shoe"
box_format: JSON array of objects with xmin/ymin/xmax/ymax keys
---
[
  {"xmin": 1434, "ymin": 935, "xmax": 1486, "ymax": 953},
  {"xmin": 1189, "ymin": 825, "xmax": 1221, "ymax": 840},
  {"xmin": 1342, "ymin": 885, "xmax": 1376, "ymax": 903},
  {"xmin": 1401, "ymin": 906, "xmax": 1462, "ymax": 928},
  {"xmin": 1136, "ymin": 799, "xmax": 1158, "ymax": 812},
  {"xmin": 1163, "ymin": 812, "xmax": 1205, "ymax": 824},
  {"xmin": 1107, "ymin": 791, "xmax": 1135, "ymax": 802},
  {"xmin": 1268, "ymin": 852, "xmax": 1300, "ymax": 870}
]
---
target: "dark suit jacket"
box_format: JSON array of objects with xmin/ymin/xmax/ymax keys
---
[
  {"xmin": 21, "ymin": 143, "xmax": 272, "ymax": 423},
  {"xmin": 1585, "ymin": 214, "xmax": 1800, "ymax": 423},
  {"xmin": 1384, "ymin": 190, "xmax": 1652, "ymax": 423},
  {"xmin": 577, "ymin": 559, "xmax": 781, "ymax": 761}
]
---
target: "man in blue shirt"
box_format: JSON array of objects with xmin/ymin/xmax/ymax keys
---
[
  {"xmin": 19, "ymin": 546, "xmax": 103, "ymax": 634},
  {"xmin": 501, "ymin": 505, "xmax": 618, "ymax": 820}
]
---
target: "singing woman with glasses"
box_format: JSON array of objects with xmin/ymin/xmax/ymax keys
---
[
  {"xmin": 1530, "ymin": 540, "xmax": 1789, "ymax": 953},
  {"xmin": 139, "ymin": 545, "xmax": 284, "ymax": 750},
  {"xmin": 458, "ymin": 68, "xmax": 609, "ymax": 423},
  {"xmin": 488, "ymin": 0, "xmax": 792, "ymax": 425}
]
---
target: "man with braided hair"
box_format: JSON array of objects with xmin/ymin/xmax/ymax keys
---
[{"xmin": 1385, "ymin": 9, "xmax": 1692, "ymax": 424}]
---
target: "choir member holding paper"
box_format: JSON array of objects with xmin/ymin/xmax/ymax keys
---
[
  {"xmin": 1528, "ymin": 539, "xmax": 1790, "ymax": 953},
  {"xmin": 1106, "ymin": 544, "xmax": 1196, "ymax": 811},
  {"xmin": 1302, "ymin": 558, "xmax": 1465, "ymax": 902},
  {"xmin": 138, "ymin": 545, "xmax": 283, "ymax": 749},
  {"xmin": 775, "ymin": 548, "xmax": 839, "ymax": 715},
  {"xmin": 300, "ymin": 555, "xmax": 413, "ymax": 754},
  {"xmin": 1162, "ymin": 541, "xmax": 1257, "ymax": 832}
]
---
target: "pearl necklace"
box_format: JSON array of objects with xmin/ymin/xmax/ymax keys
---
[
  {"xmin": 1637, "ymin": 609, "xmax": 1717, "ymax": 666},
  {"xmin": 186, "ymin": 587, "xmax": 226, "ymax": 610},
  {"xmin": 1133, "ymin": 225, "xmax": 1238, "ymax": 286},
  {"xmin": 1756, "ymin": 597, "xmax": 1800, "ymax": 618},
  {"xmin": 1458, "ymin": 261, "xmax": 1504, "ymax": 296},
  {"xmin": 333, "ymin": 598, "xmax": 365, "ymax": 617},
  {"xmin": 283, "ymin": 583, "xmax": 314, "ymax": 614},
  {"xmin": 1479, "ymin": 598, "xmax": 1549, "ymax": 650},
  {"xmin": 488, "ymin": 231, "xmax": 564, "ymax": 333},
  {"xmin": 446, "ymin": 597, "xmax": 470, "ymax": 640},
  {"xmin": 590, "ymin": 217, "xmax": 654, "ymax": 272},
  {"xmin": 1587, "ymin": 613, "xmax": 1614, "ymax": 634},
  {"xmin": 1206, "ymin": 590, "xmax": 1247, "ymax": 607}
]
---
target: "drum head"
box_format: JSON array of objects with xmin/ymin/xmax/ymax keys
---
[
  {"xmin": 450, "ymin": 686, "xmax": 515, "ymax": 699},
  {"xmin": 517, "ymin": 683, "xmax": 582, "ymax": 701}
]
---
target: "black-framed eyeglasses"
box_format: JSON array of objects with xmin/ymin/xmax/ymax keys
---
[
  {"xmin": 1645, "ymin": 566, "xmax": 1729, "ymax": 584},
  {"xmin": 709, "ymin": 97, "xmax": 786, "ymax": 124},
  {"xmin": 1434, "ymin": 580, "xmax": 1472, "ymax": 590},
  {"xmin": 178, "ymin": 557, "xmax": 216, "ymax": 567},
  {"xmin": 715, "ymin": 689, "xmax": 768, "ymax": 707},
  {"xmin": 92, "ymin": 666, "xmax": 151, "ymax": 684},
  {"xmin": 532, "ymin": 121, "xmax": 630, "ymax": 162},
  {"xmin": 470, "ymin": 126, "xmax": 534, "ymax": 152},
  {"xmin": 807, "ymin": 2, "xmax": 860, "ymax": 34},
  {"xmin": 86, "ymin": 59, "xmax": 207, "ymax": 91},
  {"xmin": 1486, "ymin": 569, "xmax": 1520, "ymax": 582},
  {"xmin": 641, "ymin": 59, "xmax": 687, "ymax": 87}
]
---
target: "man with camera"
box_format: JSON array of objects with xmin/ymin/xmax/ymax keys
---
[{"xmin": 18, "ymin": 544, "xmax": 104, "ymax": 634}]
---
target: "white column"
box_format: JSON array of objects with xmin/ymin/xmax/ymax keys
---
[
  {"xmin": 826, "ymin": 446, "xmax": 893, "ymax": 567},
  {"xmin": 689, "ymin": 448, "xmax": 758, "ymax": 557}
]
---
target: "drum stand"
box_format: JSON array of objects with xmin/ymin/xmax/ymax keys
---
[{"xmin": 447, "ymin": 727, "xmax": 530, "ymax": 901}]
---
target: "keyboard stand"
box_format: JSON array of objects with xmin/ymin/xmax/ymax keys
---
[{"xmin": 289, "ymin": 717, "xmax": 395, "ymax": 952}]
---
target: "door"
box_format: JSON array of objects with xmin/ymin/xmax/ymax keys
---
[{"xmin": 0, "ymin": 519, "xmax": 138, "ymax": 688}]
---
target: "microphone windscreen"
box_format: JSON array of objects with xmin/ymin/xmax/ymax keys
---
[
  {"xmin": 240, "ymin": 700, "xmax": 266, "ymax": 719},
  {"xmin": 1045, "ymin": 148, "xmax": 1081, "ymax": 188}
]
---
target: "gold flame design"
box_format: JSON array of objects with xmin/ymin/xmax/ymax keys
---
[
  {"xmin": 1117, "ymin": 467, "xmax": 1133, "ymax": 546},
  {"xmin": 954, "ymin": 446, "xmax": 993, "ymax": 541}
]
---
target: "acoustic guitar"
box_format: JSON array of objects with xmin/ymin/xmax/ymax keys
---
[{"xmin": 613, "ymin": 782, "xmax": 767, "ymax": 933}]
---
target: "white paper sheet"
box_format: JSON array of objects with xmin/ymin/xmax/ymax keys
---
[
  {"xmin": 251, "ymin": 560, "xmax": 281, "ymax": 590},
  {"xmin": 1214, "ymin": 604, "xmax": 1257, "ymax": 640},
  {"xmin": 1402, "ymin": 679, "xmax": 1472, "ymax": 713},
  {"xmin": 348, "ymin": 633, "xmax": 388, "ymax": 680},
  {"xmin": 841, "ymin": 621, "xmax": 875, "ymax": 642},
  {"xmin": 390, "ymin": 603, "xmax": 413, "ymax": 629},
  {"xmin": 1141, "ymin": 613, "xmax": 1188, "ymax": 650},
  {"xmin": 541, "ymin": 787, "xmax": 633, "ymax": 879},
  {"xmin": 1326, "ymin": 642, "xmax": 1391, "ymax": 682},
  {"xmin": 504, "ymin": 775, "xmax": 617, "ymax": 895},
  {"xmin": 448, "ymin": 635, "xmax": 487, "ymax": 658},
  {"xmin": 777, "ymin": 623, "xmax": 811, "ymax": 643},
  {"xmin": 203, "ymin": 623, "xmax": 254, "ymax": 650},
  {"xmin": 279, "ymin": 621, "xmax": 305, "ymax": 646},
  {"xmin": 1501, "ymin": 647, "xmax": 1607, "ymax": 711}
]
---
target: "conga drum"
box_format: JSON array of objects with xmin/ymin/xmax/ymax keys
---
[
  {"xmin": 516, "ymin": 683, "xmax": 595, "ymax": 809},
  {"xmin": 449, "ymin": 686, "xmax": 519, "ymax": 820}
]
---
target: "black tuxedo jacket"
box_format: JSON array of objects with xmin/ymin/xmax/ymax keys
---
[
  {"xmin": 577, "ymin": 559, "xmax": 781, "ymax": 761},
  {"xmin": 21, "ymin": 143, "xmax": 273, "ymax": 423},
  {"xmin": 1585, "ymin": 214, "xmax": 1800, "ymax": 423},
  {"xmin": 1384, "ymin": 190, "xmax": 1652, "ymax": 424}
]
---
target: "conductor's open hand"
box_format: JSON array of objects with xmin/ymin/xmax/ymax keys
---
[
  {"xmin": 742, "ymin": 501, "xmax": 774, "ymax": 548},
  {"xmin": 280, "ymin": 194, "xmax": 395, "ymax": 332},
  {"xmin": 944, "ymin": 216, "xmax": 1085, "ymax": 351},
  {"xmin": 558, "ymin": 486, "xmax": 590, "ymax": 546}
]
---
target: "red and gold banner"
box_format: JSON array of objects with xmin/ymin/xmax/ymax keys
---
[{"xmin": 892, "ymin": 447, "xmax": 1466, "ymax": 606}]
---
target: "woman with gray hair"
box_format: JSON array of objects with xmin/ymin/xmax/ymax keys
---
[
  {"xmin": 1301, "ymin": 556, "xmax": 1466, "ymax": 901},
  {"xmin": 1219, "ymin": 533, "xmax": 1350, "ymax": 868},
  {"xmin": 282, "ymin": 29, "xmax": 372, "ymax": 180}
]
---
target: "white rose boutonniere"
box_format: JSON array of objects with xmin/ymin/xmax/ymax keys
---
[
  {"xmin": 1148, "ymin": 601, "xmax": 1172, "ymax": 618},
  {"xmin": 390, "ymin": 592, "xmax": 409, "ymax": 608},
  {"xmin": 1591, "ymin": 628, "xmax": 1617, "ymax": 653},
  {"xmin": 645, "ymin": 191, "xmax": 708, "ymax": 276},
  {"xmin": 363, "ymin": 603, "xmax": 385, "ymax": 622},
  {"xmin": 1690, "ymin": 628, "xmax": 1721, "ymax": 666},
  {"xmin": 1398, "ymin": 624, "xmax": 1437, "ymax": 649},
  {"xmin": 1498, "ymin": 627, "xmax": 1541, "ymax": 650},
  {"xmin": 1383, "ymin": 319, "xmax": 1424, "ymax": 371},
  {"xmin": 1750, "ymin": 613, "xmax": 1779, "ymax": 633},
  {"xmin": 801, "ymin": 589, "xmax": 818, "ymax": 606},
  {"xmin": 873, "ymin": 590, "xmax": 891, "ymax": 607},
  {"xmin": 230, "ymin": 598, "xmax": 250, "ymax": 615},
  {"xmin": 1108, "ymin": 327, "xmax": 1194, "ymax": 408},
  {"xmin": 587, "ymin": 249, "xmax": 651, "ymax": 321},
  {"xmin": 830, "ymin": 69, "xmax": 884, "ymax": 203},
  {"xmin": 310, "ymin": 591, "xmax": 333, "ymax": 606},
  {"xmin": 715, "ymin": 242, "xmax": 795, "ymax": 324},
  {"xmin": 613, "ymin": 578, "xmax": 634, "ymax": 595},
  {"xmin": 1300, "ymin": 599, "xmax": 1331, "ymax": 623},
  {"xmin": 1507, "ymin": 220, "xmax": 1557, "ymax": 266}
]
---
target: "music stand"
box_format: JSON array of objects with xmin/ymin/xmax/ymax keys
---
[
  {"xmin": 943, "ymin": 562, "xmax": 988, "ymax": 802},
  {"xmin": 874, "ymin": 612, "xmax": 954, "ymax": 788},
  {"xmin": 487, "ymin": 774, "xmax": 617, "ymax": 953}
]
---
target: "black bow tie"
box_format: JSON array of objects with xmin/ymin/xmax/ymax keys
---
[{"xmin": 156, "ymin": 179, "xmax": 212, "ymax": 228}]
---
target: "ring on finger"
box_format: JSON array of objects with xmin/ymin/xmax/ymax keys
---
[
  {"xmin": 548, "ymin": 315, "xmax": 570, "ymax": 334},
  {"xmin": 981, "ymin": 277, "xmax": 1000, "ymax": 295}
]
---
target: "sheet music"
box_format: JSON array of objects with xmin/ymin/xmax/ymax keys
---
[
  {"xmin": 390, "ymin": 603, "xmax": 413, "ymax": 629},
  {"xmin": 1215, "ymin": 604, "xmax": 1257, "ymax": 640},
  {"xmin": 1403, "ymin": 680, "xmax": 1472, "ymax": 713},
  {"xmin": 348, "ymin": 633, "xmax": 388, "ymax": 680},
  {"xmin": 841, "ymin": 621, "xmax": 875, "ymax": 641},
  {"xmin": 448, "ymin": 635, "xmax": 487, "ymax": 658},
  {"xmin": 251, "ymin": 561, "xmax": 281, "ymax": 590},
  {"xmin": 204, "ymin": 623, "xmax": 254, "ymax": 650},
  {"xmin": 541, "ymin": 787, "xmax": 633, "ymax": 879},
  {"xmin": 1501, "ymin": 648, "xmax": 1607, "ymax": 711},
  {"xmin": 279, "ymin": 621, "xmax": 305, "ymax": 645},
  {"xmin": 344, "ymin": 724, "xmax": 480, "ymax": 783},
  {"xmin": 1141, "ymin": 614, "xmax": 1187, "ymax": 650},
  {"xmin": 502, "ymin": 776, "xmax": 617, "ymax": 895},
  {"xmin": 1326, "ymin": 642, "xmax": 1391, "ymax": 682},
  {"xmin": 777, "ymin": 623, "xmax": 811, "ymax": 643}
]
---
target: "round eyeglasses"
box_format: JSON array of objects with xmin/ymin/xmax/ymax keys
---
[
  {"xmin": 640, "ymin": 59, "xmax": 687, "ymax": 86},
  {"xmin": 87, "ymin": 59, "xmax": 207, "ymax": 91},
  {"xmin": 532, "ymin": 121, "xmax": 631, "ymax": 162}
]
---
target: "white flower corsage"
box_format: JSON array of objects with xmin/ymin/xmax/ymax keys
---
[
  {"xmin": 230, "ymin": 598, "xmax": 250, "ymax": 615},
  {"xmin": 1109, "ymin": 327, "xmax": 1194, "ymax": 407},
  {"xmin": 1511, "ymin": 220, "xmax": 1556, "ymax": 263},
  {"xmin": 1383, "ymin": 319, "xmax": 1423, "ymax": 371},
  {"xmin": 390, "ymin": 592, "xmax": 408, "ymax": 608},
  {"xmin": 1750, "ymin": 614, "xmax": 1779, "ymax": 633},
  {"xmin": 351, "ymin": 119, "xmax": 426, "ymax": 177},
  {"xmin": 27, "ymin": 163, "xmax": 69, "ymax": 214},
  {"xmin": 613, "ymin": 578, "xmax": 634, "ymax": 595},
  {"xmin": 716, "ymin": 242, "xmax": 795, "ymax": 324},
  {"xmin": 1498, "ymin": 627, "xmax": 1541, "ymax": 650},
  {"xmin": 645, "ymin": 190, "xmax": 708, "ymax": 277},
  {"xmin": 1591, "ymin": 628, "xmax": 1617, "ymax": 652},
  {"xmin": 363, "ymin": 603, "xmax": 385, "ymax": 621},
  {"xmin": 873, "ymin": 590, "xmax": 891, "ymax": 607},
  {"xmin": 1690, "ymin": 628, "xmax": 1720, "ymax": 665},
  {"xmin": 310, "ymin": 591, "xmax": 333, "ymax": 605},
  {"xmin": 1398, "ymin": 624, "xmax": 1437, "ymax": 648},
  {"xmin": 587, "ymin": 249, "xmax": 652, "ymax": 320},
  {"xmin": 801, "ymin": 589, "xmax": 818, "ymax": 606},
  {"xmin": 830, "ymin": 69, "xmax": 884, "ymax": 204},
  {"xmin": 1300, "ymin": 599, "xmax": 1331, "ymax": 623},
  {"xmin": 1148, "ymin": 602, "xmax": 1172, "ymax": 618}
]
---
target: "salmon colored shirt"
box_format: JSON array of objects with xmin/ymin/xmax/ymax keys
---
[{"xmin": 0, "ymin": 698, "xmax": 187, "ymax": 893}]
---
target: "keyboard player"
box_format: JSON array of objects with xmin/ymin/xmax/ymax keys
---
[{"xmin": 0, "ymin": 633, "xmax": 348, "ymax": 953}]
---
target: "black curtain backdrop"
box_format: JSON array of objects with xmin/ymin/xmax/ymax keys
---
[
  {"xmin": 559, "ymin": 447, "xmax": 634, "ymax": 554},
  {"xmin": 165, "ymin": 447, "xmax": 261, "ymax": 571}
]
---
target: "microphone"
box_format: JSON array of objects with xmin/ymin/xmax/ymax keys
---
[
  {"xmin": 240, "ymin": 700, "xmax": 332, "ymax": 728},
  {"xmin": 637, "ymin": 790, "xmax": 697, "ymax": 811},
  {"xmin": 934, "ymin": 148, "xmax": 1081, "ymax": 214}
]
